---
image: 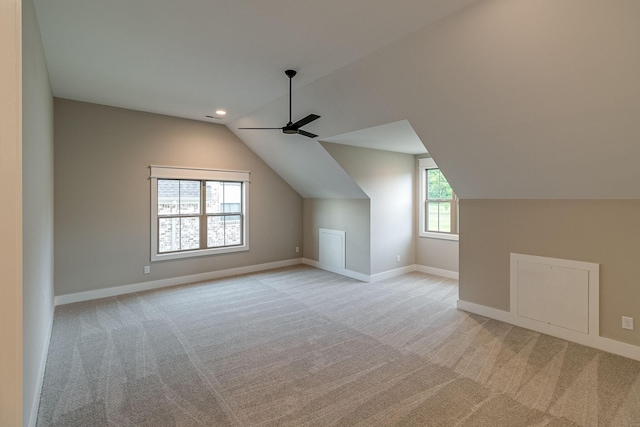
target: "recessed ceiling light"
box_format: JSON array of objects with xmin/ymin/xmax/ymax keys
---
[{"xmin": 215, "ymin": 110, "xmax": 227, "ymax": 116}]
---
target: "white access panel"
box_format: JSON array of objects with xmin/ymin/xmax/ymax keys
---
[
  {"xmin": 517, "ymin": 261, "xmax": 589, "ymax": 333},
  {"xmin": 319, "ymin": 228, "xmax": 346, "ymax": 270},
  {"xmin": 510, "ymin": 253, "xmax": 599, "ymax": 336}
]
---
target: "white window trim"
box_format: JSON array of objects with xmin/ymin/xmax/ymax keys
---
[
  {"xmin": 150, "ymin": 166, "xmax": 250, "ymax": 261},
  {"xmin": 418, "ymin": 157, "xmax": 459, "ymax": 241}
]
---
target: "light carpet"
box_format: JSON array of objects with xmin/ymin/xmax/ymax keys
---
[{"xmin": 37, "ymin": 265, "xmax": 640, "ymax": 426}]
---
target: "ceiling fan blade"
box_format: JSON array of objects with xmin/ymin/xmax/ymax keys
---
[
  {"xmin": 238, "ymin": 127, "xmax": 284, "ymax": 130},
  {"xmin": 297, "ymin": 129, "xmax": 318, "ymax": 138},
  {"xmin": 292, "ymin": 114, "xmax": 320, "ymax": 128}
]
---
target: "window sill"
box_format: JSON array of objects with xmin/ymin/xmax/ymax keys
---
[
  {"xmin": 419, "ymin": 231, "xmax": 459, "ymax": 241},
  {"xmin": 151, "ymin": 244, "xmax": 248, "ymax": 262}
]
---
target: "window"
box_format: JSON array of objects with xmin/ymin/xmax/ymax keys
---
[
  {"xmin": 150, "ymin": 166, "xmax": 250, "ymax": 261},
  {"xmin": 418, "ymin": 158, "xmax": 458, "ymax": 240}
]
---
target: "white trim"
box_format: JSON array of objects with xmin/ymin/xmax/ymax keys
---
[
  {"xmin": 150, "ymin": 172, "xmax": 250, "ymax": 262},
  {"xmin": 457, "ymin": 299, "xmax": 640, "ymax": 362},
  {"xmin": 510, "ymin": 253, "xmax": 599, "ymax": 337},
  {"xmin": 55, "ymin": 258, "xmax": 303, "ymax": 305},
  {"xmin": 149, "ymin": 165, "xmax": 250, "ymax": 182},
  {"xmin": 28, "ymin": 305, "xmax": 55, "ymax": 427},
  {"xmin": 418, "ymin": 157, "xmax": 437, "ymax": 169},
  {"xmin": 55, "ymin": 260, "xmax": 460, "ymax": 305},
  {"xmin": 151, "ymin": 243, "xmax": 249, "ymax": 262},
  {"xmin": 370, "ymin": 265, "xmax": 417, "ymax": 282},
  {"xmin": 301, "ymin": 260, "xmax": 459, "ymax": 282},
  {"xmin": 419, "ymin": 231, "xmax": 459, "ymax": 241},
  {"xmin": 302, "ymin": 258, "xmax": 371, "ymax": 282},
  {"xmin": 417, "ymin": 157, "xmax": 459, "ymax": 239},
  {"xmin": 416, "ymin": 265, "xmax": 459, "ymax": 280}
]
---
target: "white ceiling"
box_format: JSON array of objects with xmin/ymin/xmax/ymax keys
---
[
  {"xmin": 33, "ymin": 0, "xmax": 478, "ymax": 124},
  {"xmin": 322, "ymin": 120, "xmax": 427, "ymax": 155}
]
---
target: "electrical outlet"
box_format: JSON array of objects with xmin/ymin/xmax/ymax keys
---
[
  {"xmin": 622, "ymin": 316, "xmax": 634, "ymax": 330},
  {"xmin": 144, "ymin": 265, "xmax": 151, "ymax": 274},
  {"xmin": 296, "ymin": 247, "xmax": 300, "ymax": 253},
  {"xmin": 396, "ymin": 255, "xmax": 400, "ymax": 262}
]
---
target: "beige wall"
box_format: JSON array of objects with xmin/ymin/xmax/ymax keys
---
[
  {"xmin": 302, "ymin": 198, "xmax": 370, "ymax": 275},
  {"xmin": 0, "ymin": 0, "xmax": 23, "ymax": 425},
  {"xmin": 416, "ymin": 237, "xmax": 459, "ymax": 273},
  {"xmin": 22, "ymin": 0, "xmax": 55, "ymax": 424},
  {"xmin": 321, "ymin": 143, "xmax": 415, "ymax": 275},
  {"xmin": 54, "ymin": 99, "xmax": 302, "ymax": 296},
  {"xmin": 459, "ymin": 199, "xmax": 640, "ymax": 347}
]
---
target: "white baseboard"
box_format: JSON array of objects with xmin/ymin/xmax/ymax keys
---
[
  {"xmin": 55, "ymin": 258, "xmax": 303, "ymax": 305},
  {"xmin": 302, "ymin": 258, "xmax": 371, "ymax": 282},
  {"xmin": 28, "ymin": 300, "xmax": 55, "ymax": 427},
  {"xmin": 370, "ymin": 265, "xmax": 417, "ymax": 282},
  {"xmin": 301, "ymin": 260, "xmax": 459, "ymax": 283},
  {"xmin": 457, "ymin": 299, "xmax": 640, "ymax": 362},
  {"xmin": 416, "ymin": 265, "xmax": 459, "ymax": 280},
  {"xmin": 55, "ymin": 258, "xmax": 460, "ymax": 305}
]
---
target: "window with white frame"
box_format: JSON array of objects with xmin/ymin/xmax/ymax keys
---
[
  {"xmin": 418, "ymin": 157, "xmax": 458, "ymax": 240},
  {"xmin": 150, "ymin": 166, "xmax": 250, "ymax": 261}
]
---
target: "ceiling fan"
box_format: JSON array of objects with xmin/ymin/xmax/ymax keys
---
[{"xmin": 239, "ymin": 69, "xmax": 320, "ymax": 138}]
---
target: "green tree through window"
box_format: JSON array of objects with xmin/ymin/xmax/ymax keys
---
[{"xmin": 425, "ymin": 168, "xmax": 457, "ymax": 234}]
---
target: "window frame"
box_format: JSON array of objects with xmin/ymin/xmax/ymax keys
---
[
  {"xmin": 150, "ymin": 166, "xmax": 250, "ymax": 261},
  {"xmin": 418, "ymin": 157, "xmax": 459, "ymax": 241}
]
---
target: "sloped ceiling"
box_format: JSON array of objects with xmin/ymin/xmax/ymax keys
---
[
  {"xmin": 35, "ymin": 0, "xmax": 640, "ymax": 199},
  {"xmin": 33, "ymin": 0, "xmax": 478, "ymax": 123},
  {"xmin": 232, "ymin": 0, "xmax": 640, "ymax": 199}
]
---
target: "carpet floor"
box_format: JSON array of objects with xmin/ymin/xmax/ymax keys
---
[{"xmin": 37, "ymin": 265, "xmax": 640, "ymax": 426}]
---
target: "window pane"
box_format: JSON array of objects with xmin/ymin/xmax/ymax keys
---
[
  {"xmin": 158, "ymin": 180, "xmax": 179, "ymax": 215},
  {"xmin": 207, "ymin": 216, "xmax": 225, "ymax": 247},
  {"xmin": 158, "ymin": 217, "xmax": 180, "ymax": 252},
  {"xmin": 179, "ymin": 180, "xmax": 201, "ymax": 214},
  {"xmin": 158, "ymin": 217, "xmax": 200, "ymax": 252},
  {"xmin": 224, "ymin": 215, "xmax": 242, "ymax": 245},
  {"xmin": 440, "ymin": 174, "xmax": 453, "ymax": 199},
  {"xmin": 223, "ymin": 182, "xmax": 242, "ymax": 213},
  {"xmin": 206, "ymin": 181, "xmax": 223, "ymax": 214},
  {"xmin": 427, "ymin": 169, "xmax": 441, "ymax": 199},
  {"xmin": 438, "ymin": 202, "xmax": 451, "ymax": 232},
  {"xmin": 427, "ymin": 202, "xmax": 440, "ymax": 232},
  {"xmin": 207, "ymin": 215, "xmax": 242, "ymax": 247},
  {"xmin": 180, "ymin": 217, "xmax": 200, "ymax": 250},
  {"xmin": 427, "ymin": 169, "xmax": 453, "ymax": 200}
]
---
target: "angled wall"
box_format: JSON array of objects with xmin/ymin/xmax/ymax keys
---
[{"xmin": 228, "ymin": 1, "xmax": 640, "ymax": 201}]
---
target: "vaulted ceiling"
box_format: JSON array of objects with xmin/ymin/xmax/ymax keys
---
[{"xmin": 34, "ymin": 0, "xmax": 640, "ymax": 199}]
